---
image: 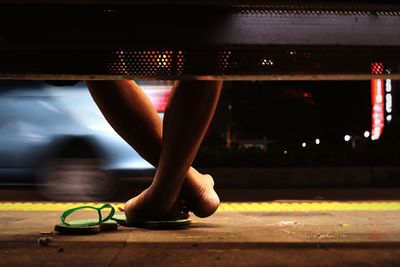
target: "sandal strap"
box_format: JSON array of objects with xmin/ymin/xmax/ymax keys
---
[{"xmin": 60, "ymin": 203, "xmax": 115, "ymax": 226}]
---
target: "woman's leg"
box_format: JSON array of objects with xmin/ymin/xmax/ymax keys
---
[{"xmin": 86, "ymin": 80, "xmax": 222, "ymax": 217}]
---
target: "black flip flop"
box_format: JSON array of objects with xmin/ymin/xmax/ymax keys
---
[{"xmin": 112, "ymin": 214, "xmax": 191, "ymax": 230}]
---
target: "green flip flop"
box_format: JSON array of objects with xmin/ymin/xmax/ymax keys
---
[
  {"xmin": 112, "ymin": 214, "xmax": 191, "ymax": 229},
  {"xmin": 54, "ymin": 204, "xmax": 118, "ymax": 235}
]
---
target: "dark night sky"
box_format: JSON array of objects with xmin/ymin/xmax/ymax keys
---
[{"xmin": 228, "ymin": 81, "xmax": 371, "ymax": 142}]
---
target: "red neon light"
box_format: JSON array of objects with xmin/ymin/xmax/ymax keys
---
[
  {"xmin": 371, "ymin": 79, "xmax": 385, "ymax": 140},
  {"xmin": 146, "ymin": 89, "xmax": 171, "ymax": 113},
  {"xmin": 370, "ymin": 62, "xmax": 385, "ymax": 140},
  {"xmin": 371, "ymin": 62, "xmax": 384, "ymax": 75}
]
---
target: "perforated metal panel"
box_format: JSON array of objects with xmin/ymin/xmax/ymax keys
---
[
  {"xmin": 1, "ymin": 47, "xmax": 399, "ymax": 80},
  {"xmin": 0, "ymin": 3, "xmax": 400, "ymax": 80}
]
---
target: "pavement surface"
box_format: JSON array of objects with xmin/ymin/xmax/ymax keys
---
[{"xmin": 1, "ymin": 201, "xmax": 400, "ymax": 267}]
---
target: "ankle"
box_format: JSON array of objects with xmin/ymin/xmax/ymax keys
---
[{"xmin": 146, "ymin": 184, "xmax": 177, "ymax": 211}]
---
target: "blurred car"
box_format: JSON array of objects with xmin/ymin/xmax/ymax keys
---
[{"xmin": 0, "ymin": 80, "xmax": 172, "ymax": 201}]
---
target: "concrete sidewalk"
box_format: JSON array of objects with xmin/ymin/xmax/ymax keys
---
[{"xmin": 1, "ymin": 205, "xmax": 400, "ymax": 267}]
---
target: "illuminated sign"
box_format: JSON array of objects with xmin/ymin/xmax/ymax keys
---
[
  {"xmin": 370, "ymin": 62, "xmax": 385, "ymax": 141},
  {"xmin": 385, "ymin": 79, "xmax": 392, "ymax": 122}
]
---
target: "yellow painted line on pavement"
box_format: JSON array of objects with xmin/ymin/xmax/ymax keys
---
[
  {"xmin": 1, "ymin": 201, "xmax": 400, "ymax": 212},
  {"xmin": 0, "ymin": 202, "xmax": 122, "ymax": 212},
  {"xmin": 219, "ymin": 202, "xmax": 400, "ymax": 212}
]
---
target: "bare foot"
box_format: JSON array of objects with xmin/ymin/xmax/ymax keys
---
[
  {"xmin": 124, "ymin": 170, "xmax": 220, "ymax": 221},
  {"xmin": 182, "ymin": 168, "xmax": 220, "ymax": 218},
  {"xmin": 123, "ymin": 188, "xmax": 189, "ymax": 223}
]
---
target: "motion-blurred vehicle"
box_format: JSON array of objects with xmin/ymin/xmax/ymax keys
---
[{"xmin": 0, "ymin": 81, "xmax": 171, "ymax": 201}]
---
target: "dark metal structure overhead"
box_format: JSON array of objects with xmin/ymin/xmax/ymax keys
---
[{"xmin": 0, "ymin": 1, "xmax": 399, "ymax": 80}]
